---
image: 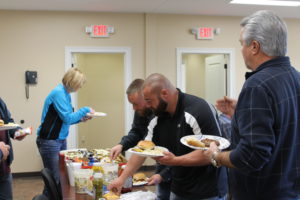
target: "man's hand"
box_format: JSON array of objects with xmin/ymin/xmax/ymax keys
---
[
  {"xmin": 153, "ymin": 151, "xmax": 177, "ymax": 166},
  {"xmin": 0, "ymin": 142, "xmax": 10, "ymax": 161},
  {"xmin": 204, "ymin": 142, "xmax": 235, "ymax": 168},
  {"xmin": 204, "ymin": 142, "xmax": 219, "ymax": 161},
  {"xmin": 147, "ymin": 174, "xmax": 163, "ymax": 185},
  {"xmin": 108, "ymin": 177, "xmax": 125, "ymax": 195},
  {"xmin": 215, "ymin": 96, "xmax": 237, "ymax": 118},
  {"xmin": 110, "ymin": 144, "xmax": 123, "ymax": 160}
]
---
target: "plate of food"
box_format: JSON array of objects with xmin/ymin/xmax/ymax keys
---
[
  {"xmin": 0, "ymin": 120, "xmax": 20, "ymax": 131},
  {"xmin": 86, "ymin": 112, "xmax": 107, "ymax": 117},
  {"xmin": 127, "ymin": 140, "xmax": 169, "ymax": 157},
  {"xmin": 180, "ymin": 135, "xmax": 230, "ymax": 150},
  {"xmin": 133, "ymin": 172, "xmax": 148, "ymax": 187}
]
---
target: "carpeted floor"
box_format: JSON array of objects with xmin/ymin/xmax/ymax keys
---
[{"xmin": 12, "ymin": 176, "xmax": 44, "ymax": 200}]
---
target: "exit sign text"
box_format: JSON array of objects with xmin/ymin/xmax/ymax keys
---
[
  {"xmin": 93, "ymin": 25, "xmax": 108, "ymax": 37},
  {"xmin": 86, "ymin": 25, "xmax": 114, "ymax": 38},
  {"xmin": 197, "ymin": 27, "xmax": 214, "ymax": 39}
]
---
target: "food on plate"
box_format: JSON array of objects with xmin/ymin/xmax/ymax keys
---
[
  {"xmin": 133, "ymin": 172, "xmax": 147, "ymax": 182},
  {"xmin": 131, "ymin": 148, "xmax": 143, "ymax": 152},
  {"xmin": 137, "ymin": 140, "xmax": 155, "ymax": 150},
  {"xmin": 0, "ymin": 119, "xmax": 4, "ymax": 126},
  {"xmin": 103, "ymin": 191, "xmax": 120, "ymax": 200},
  {"xmin": 186, "ymin": 137, "xmax": 221, "ymax": 148},
  {"xmin": 201, "ymin": 138, "xmax": 220, "ymax": 147},
  {"xmin": 181, "ymin": 135, "xmax": 230, "ymax": 150},
  {"xmin": 186, "ymin": 138, "xmax": 205, "ymax": 148},
  {"xmin": 130, "ymin": 140, "xmax": 167, "ymax": 156}
]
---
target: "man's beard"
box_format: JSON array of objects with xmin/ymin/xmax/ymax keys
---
[
  {"xmin": 139, "ymin": 107, "xmax": 153, "ymax": 117},
  {"xmin": 153, "ymin": 98, "xmax": 168, "ymax": 116}
]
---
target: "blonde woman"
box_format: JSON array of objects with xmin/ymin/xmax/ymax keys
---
[{"xmin": 36, "ymin": 68, "xmax": 94, "ymax": 197}]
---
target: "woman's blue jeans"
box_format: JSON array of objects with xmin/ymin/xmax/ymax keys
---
[{"xmin": 36, "ymin": 137, "xmax": 66, "ymax": 196}]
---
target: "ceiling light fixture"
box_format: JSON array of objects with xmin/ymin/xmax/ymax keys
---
[{"xmin": 230, "ymin": 0, "xmax": 300, "ymax": 7}]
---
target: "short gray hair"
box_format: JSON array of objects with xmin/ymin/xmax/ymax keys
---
[
  {"xmin": 240, "ymin": 10, "xmax": 287, "ymax": 56},
  {"xmin": 126, "ymin": 79, "xmax": 144, "ymax": 95}
]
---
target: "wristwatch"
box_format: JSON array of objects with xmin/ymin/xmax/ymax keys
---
[{"xmin": 211, "ymin": 151, "xmax": 220, "ymax": 168}]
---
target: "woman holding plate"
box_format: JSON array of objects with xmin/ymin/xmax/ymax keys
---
[{"xmin": 36, "ymin": 68, "xmax": 94, "ymax": 198}]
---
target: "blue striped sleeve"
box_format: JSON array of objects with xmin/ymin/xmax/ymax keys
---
[{"xmin": 230, "ymin": 86, "xmax": 275, "ymax": 172}]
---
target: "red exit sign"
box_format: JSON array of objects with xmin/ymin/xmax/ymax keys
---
[
  {"xmin": 93, "ymin": 25, "xmax": 108, "ymax": 37},
  {"xmin": 197, "ymin": 27, "xmax": 214, "ymax": 39},
  {"xmin": 86, "ymin": 25, "xmax": 114, "ymax": 38}
]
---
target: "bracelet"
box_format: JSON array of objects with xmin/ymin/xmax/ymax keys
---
[{"xmin": 211, "ymin": 151, "xmax": 221, "ymax": 168}]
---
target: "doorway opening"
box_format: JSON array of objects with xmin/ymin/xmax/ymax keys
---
[
  {"xmin": 65, "ymin": 47, "xmax": 132, "ymax": 149},
  {"xmin": 176, "ymin": 48, "xmax": 236, "ymax": 105}
]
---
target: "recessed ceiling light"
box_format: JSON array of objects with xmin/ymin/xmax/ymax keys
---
[{"xmin": 230, "ymin": 0, "xmax": 300, "ymax": 7}]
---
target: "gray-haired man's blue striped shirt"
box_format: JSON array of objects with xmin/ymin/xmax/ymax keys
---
[{"xmin": 229, "ymin": 56, "xmax": 300, "ymax": 199}]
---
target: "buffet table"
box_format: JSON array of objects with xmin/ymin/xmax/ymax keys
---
[{"xmin": 59, "ymin": 156, "xmax": 155, "ymax": 200}]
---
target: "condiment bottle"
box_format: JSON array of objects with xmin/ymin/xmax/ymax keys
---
[
  {"xmin": 118, "ymin": 163, "xmax": 132, "ymax": 193},
  {"xmin": 93, "ymin": 172, "xmax": 103, "ymax": 200}
]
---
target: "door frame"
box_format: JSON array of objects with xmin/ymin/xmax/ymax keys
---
[
  {"xmin": 65, "ymin": 46, "xmax": 132, "ymax": 149},
  {"xmin": 176, "ymin": 47, "xmax": 236, "ymax": 98}
]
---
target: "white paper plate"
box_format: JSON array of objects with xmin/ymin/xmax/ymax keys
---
[
  {"xmin": 86, "ymin": 112, "xmax": 107, "ymax": 117},
  {"xmin": 180, "ymin": 135, "xmax": 230, "ymax": 150},
  {"xmin": 0, "ymin": 124, "xmax": 19, "ymax": 131},
  {"xmin": 133, "ymin": 180, "xmax": 148, "ymax": 187},
  {"xmin": 127, "ymin": 146, "xmax": 169, "ymax": 157}
]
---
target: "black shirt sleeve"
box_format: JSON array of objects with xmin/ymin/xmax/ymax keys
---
[
  {"xmin": 155, "ymin": 163, "xmax": 172, "ymax": 182},
  {"xmin": 119, "ymin": 112, "xmax": 150, "ymax": 151}
]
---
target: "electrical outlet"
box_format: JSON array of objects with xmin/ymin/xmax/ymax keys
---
[{"xmin": 81, "ymin": 136, "xmax": 86, "ymax": 144}]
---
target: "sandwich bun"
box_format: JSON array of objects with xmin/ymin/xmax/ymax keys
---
[
  {"xmin": 0, "ymin": 119, "xmax": 4, "ymax": 126},
  {"xmin": 187, "ymin": 138, "xmax": 205, "ymax": 148},
  {"xmin": 133, "ymin": 172, "xmax": 147, "ymax": 182},
  {"xmin": 137, "ymin": 140, "xmax": 155, "ymax": 150}
]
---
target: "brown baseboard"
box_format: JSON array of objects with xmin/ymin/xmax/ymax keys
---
[{"xmin": 12, "ymin": 171, "xmax": 41, "ymax": 178}]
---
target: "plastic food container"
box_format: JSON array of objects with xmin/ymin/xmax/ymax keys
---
[
  {"xmin": 102, "ymin": 163, "xmax": 118, "ymax": 184},
  {"xmin": 102, "ymin": 163, "xmax": 118, "ymax": 194},
  {"xmin": 66, "ymin": 161, "xmax": 82, "ymax": 186},
  {"xmin": 74, "ymin": 169, "xmax": 93, "ymax": 194}
]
